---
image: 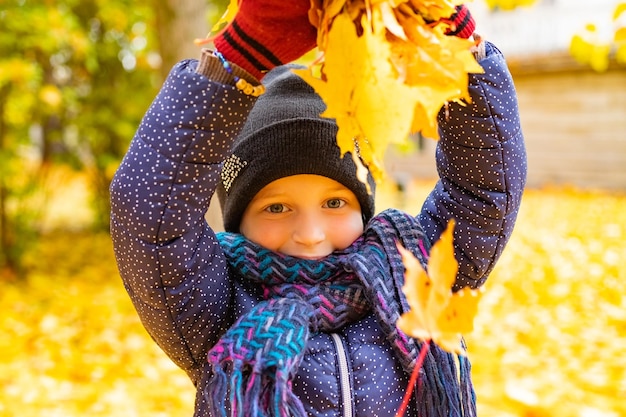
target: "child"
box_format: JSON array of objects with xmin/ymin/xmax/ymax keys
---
[{"xmin": 110, "ymin": 1, "xmax": 527, "ymax": 416}]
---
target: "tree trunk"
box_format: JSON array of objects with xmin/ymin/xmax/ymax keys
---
[
  {"xmin": 0, "ymin": 84, "xmax": 17, "ymax": 275},
  {"xmin": 153, "ymin": 0, "xmax": 225, "ymax": 231},
  {"xmin": 0, "ymin": 86, "xmax": 8, "ymax": 271},
  {"xmin": 153, "ymin": 0, "xmax": 208, "ymax": 78}
]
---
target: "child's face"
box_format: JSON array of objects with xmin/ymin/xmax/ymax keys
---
[{"xmin": 240, "ymin": 174, "xmax": 364, "ymax": 259}]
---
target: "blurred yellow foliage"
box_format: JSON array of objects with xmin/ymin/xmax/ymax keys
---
[
  {"xmin": 483, "ymin": 0, "xmax": 537, "ymax": 11},
  {"xmin": 569, "ymin": 2, "xmax": 626, "ymax": 71},
  {"xmin": 464, "ymin": 185, "xmax": 626, "ymax": 417},
  {"xmin": 1, "ymin": 181, "xmax": 625, "ymax": 416},
  {"xmin": 570, "ymin": 24, "xmax": 612, "ymax": 72},
  {"xmin": 0, "ymin": 233, "xmax": 195, "ymax": 416}
]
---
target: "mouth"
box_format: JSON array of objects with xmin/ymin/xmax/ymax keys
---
[{"xmin": 295, "ymin": 254, "xmax": 326, "ymax": 261}]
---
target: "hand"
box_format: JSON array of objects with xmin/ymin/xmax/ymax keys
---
[
  {"xmin": 213, "ymin": 0, "xmax": 317, "ymax": 80},
  {"xmin": 443, "ymin": 4, "xmax": 476, "ymax": 39}
]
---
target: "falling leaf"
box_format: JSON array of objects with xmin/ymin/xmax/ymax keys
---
[{"xmin": 396, "ymin": 219, "xmax": 482, "ymax": 355}]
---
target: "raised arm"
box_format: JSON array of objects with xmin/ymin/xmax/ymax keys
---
[
  {"xmin": 109, "ymin": 0, "xmax": 317, "ymax": 384},
  {"xmin": 418, "ymin": 41, "xmax": 527, "ymax": 291},
  {"xmin": 109, "ymin": 54, "xmax": 259, "ymax": 381}
]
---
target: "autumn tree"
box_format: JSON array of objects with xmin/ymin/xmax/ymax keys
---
[
  {"xmin": 0, "ymin": 0, "xmax": 234, "ymax": 278},
  {"xmin": 0, "ymin": 1, "xmax": 158, "ymax": 277}
]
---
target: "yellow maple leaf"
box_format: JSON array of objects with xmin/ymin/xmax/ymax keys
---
[
  {"xmin": 295, "ymin": 10, "xmax": 419, "ymax": 187},
  {"xmin": 396, "ymin": 219, "xmax": 482, "ymax": 355}
]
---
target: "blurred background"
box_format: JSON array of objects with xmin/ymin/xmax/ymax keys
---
[
  {"xmin": 1, "ymin": 1, "xmax": 624, "ymax": 416},
  {"xmin": 387, "ymin": 0, "xmax": 626, "ymax": 191}
]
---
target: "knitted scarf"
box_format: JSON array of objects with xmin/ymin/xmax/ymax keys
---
[{"xmin": 208, "ymin": 208, "xmax": 476, "ymax": 417}]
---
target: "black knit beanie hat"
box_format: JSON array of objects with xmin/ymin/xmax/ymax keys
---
[{"xmin": 217, "ymin": 65, "xmax": 376, "ymax": 233}]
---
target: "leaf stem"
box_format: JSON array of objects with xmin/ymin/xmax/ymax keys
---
[{"xmin": 395, "ymin": 339, "xmax": 431, "ymax": 417}]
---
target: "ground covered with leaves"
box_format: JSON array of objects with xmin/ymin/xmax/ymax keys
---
[{"xmin": 1, "ymin": 182, "xmax": 625, "ymax": 416}]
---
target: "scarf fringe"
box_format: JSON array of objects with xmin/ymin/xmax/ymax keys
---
[
  {"xmin": 413, "ymin": 344, "xmax": 477, "ymax": 417},
  {"xmin": 207, "ymin": 363, "xmax": 307, "ymax": 417},
  {"xmin": 206, "ymin": 298, "xmax": 310, "ymax": 417}
]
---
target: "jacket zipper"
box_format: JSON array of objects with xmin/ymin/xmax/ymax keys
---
[{"xmin": 330, "ymin": 332, "xmax": 353, "ymax": 417}]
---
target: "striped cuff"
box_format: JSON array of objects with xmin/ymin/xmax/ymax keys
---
[
  {"xmin": 445, "ymin": 5, "xmax": 476, "ymax": 39},
  {"xmin": 213, "ymin": 20, "xmax": 283, "ymax": 80}
]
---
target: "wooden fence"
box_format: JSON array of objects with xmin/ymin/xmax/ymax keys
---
[{"xmin": 385, "ymin": 53, "xmax": 626, "ymax": 192}]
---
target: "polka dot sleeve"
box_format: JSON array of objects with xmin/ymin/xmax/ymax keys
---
[
  {"xmin": 418, "ymin": 41, "xmax": 528, "ymax": 291},
  {"xmin": 110, "ymin": 59, "xmax": 256, "ymax": 377}
]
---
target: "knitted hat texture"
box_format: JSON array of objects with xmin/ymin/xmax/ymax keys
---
[{"xmin": 218, "ymin": 65, "xmax": 376, "ymax": 233}]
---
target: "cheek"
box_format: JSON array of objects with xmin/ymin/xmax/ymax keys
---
[
  {"xmin": 241, "ymin": 221, "xmax": 285, "ymax": 252},
  {"xmin": 329, "ymin": 213, "xmax": 364, "ymax": 249}
]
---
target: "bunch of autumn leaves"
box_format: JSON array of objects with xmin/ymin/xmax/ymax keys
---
[
  {"xmin": 299, "ymin": 0, "xmax": 483, "ymax": 186},
  {"xmin": 208, "ymin": 0, "xmax": 482, "ymax": 186}
]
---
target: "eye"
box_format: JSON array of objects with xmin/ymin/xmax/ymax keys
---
[
  {"xmin": 325, "ymin": 198, "xmax": 345, "ymax": 209},
  {"xmin": 265, "ymin": 203, "xmax": 287, "ymax": 213}
]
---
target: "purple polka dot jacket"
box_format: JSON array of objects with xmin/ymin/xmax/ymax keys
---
[{"xmin": 110, "ymin": 42, "xmax": 527, "ymax": 417}]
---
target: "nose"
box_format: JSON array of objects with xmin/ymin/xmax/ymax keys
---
[{"xmin": 292, "ymin": 212, "xmax": 325, "ymax": 247}]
